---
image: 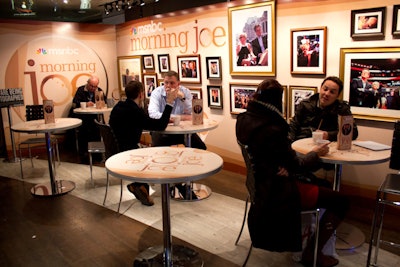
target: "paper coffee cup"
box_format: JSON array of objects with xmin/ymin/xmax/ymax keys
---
[
  {"xmin": 312, "ymin": 131, "xmax": 323, "ymax": 144},
  {"xmin": 172, "ymin": 115, "xmax": 181, "ymax": 126},
  {"xmin": 80, "ymin": 102, "xmax": 87, "ymax": 109}
]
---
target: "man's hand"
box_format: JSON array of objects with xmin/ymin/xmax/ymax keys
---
[
  {"xmin": 312, "ymin": 142, "xmax": 330, "ymax": 156},
  {"xmin": 177, "ymin": 90, "xmax": 185, "ymax": 100},
  {"xmin": 166, "ymin": 88, "xmax": 178, "ymax": 105},
  {"xmin": 277, "ymin": 167, "xmax": 289, "ymax": 177},
  {"xmin": 87, "ymin": 101, "xmax": 95, "ymax": 107}
]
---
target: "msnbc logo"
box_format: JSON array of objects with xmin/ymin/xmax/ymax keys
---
[{"xmin": 36, "ymin": 48, "xmax": 48, "ymax": 55}]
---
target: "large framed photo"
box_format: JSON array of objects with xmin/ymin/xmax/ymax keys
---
[
  {"xmin": 291, "ymin": 27, "xmax": 327, "ymax": 75},
  {"xmin": 339, "ymin": 47, "xmax": 400, "ymax": 122},
  {"xmin": 158, "ymin": 54, "xmax": 170, "ymax": 73},
  {"xmin": 117, "ymin": 56, "xmax": 142, "ymax": 91},
  {"xmin": 288, "ymin": 86, "xmax": 317, "ymax": 118},
  {"xmin": 207, "ymin": 85, "xmax": 223, "ymax": 109},
  {"xmin": 351, "ymin": 7, "xmax": 386, "ymax": 38},
  {"xmin": 142, "ymin": 54, "xmax": 155, "ymax": 71},
  {"xmin": 393, "ymin": 5, "xmax": 400, "ymax": 37},
  {"xmin": 206, "ymin": 57, "xmax": 222, "ymax": 79},
  {"xmin": 230, "ymin": 84, "xmax": 257, "ymax": 114},
  {"xmin": 143, "ymin": 73, "xmax": 157, "ymax": 98},
  {"xmin": 177, "ymin": 55, "xmax": 201, "ymax": 84},
  {"xmin": 228, "ymin": 1, "xmax": 275, "ymax": 76}
]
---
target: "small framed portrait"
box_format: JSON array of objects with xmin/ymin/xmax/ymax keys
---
[
  {"xmin": 143, "ymin": 73, "xmax": 158, "ymax": 99},
  {"xmin": 288, "ymin": 86, "xmax": 317, "ymax": 118},
  {"xmin": 188, "ymin": 87, "xmax": 202, "ymax": 100},
  {"xmin": 117, "ymin": 55, "xmax": 142, "ymax": 91},
  {"xmin": 393, "ymin": 5, "xmax": 400, "ymax": 37},
  {"xmin": 351, "ymin": 7, "xmax": 386, "ymax": 38},
  {"xmin": 157, "ymin": 54, "xmax": 170, "ymax": 73},
  {"xmin": 207, "ymin": 85, "xmax": 223, "ymax": 109},
  {"xmin": 177, "ymin": 55, "xmax": 201, "ymax": 84},
  {"xmin": 230, "ymin": 84, "xmax": 257, "ymax": 114},
  {"xmin": 290, "ymin": 27, "xmax": 327, "ymax": 75},
  {"xmin": 142, "ymin": 54, "xmax": 155, "ymax": 71},
  {"xmin": 206, "ymin": 57, "xmax": 222, "ymax": 79}
]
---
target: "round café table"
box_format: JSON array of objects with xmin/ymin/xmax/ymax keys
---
[
  {"xmin": 11, "ymin": 118, "xmax": 82, "ymax": 196},
  {"xmin": 73, "ymin": 106, "xmax": 113, "ymax": 123},
  {"xmin": 158, "ymin": 118, "xmax": 219, "ymax": 201},
  {"xmin": 105, "ymin": 146, "xmax": 223, "ymax": 267},
  {"xmin": 292, "ymin": 137, "xmax": 390, "ymax": 249}
]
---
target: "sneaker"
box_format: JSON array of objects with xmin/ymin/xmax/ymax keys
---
[{"xmin": 127, "ymin": 184, "xmax": 154, "ymax": 206}]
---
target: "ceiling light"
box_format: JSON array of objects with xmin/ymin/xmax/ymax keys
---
[
  {"xmin": 155, "ymin": 0, "xmax": 160, "ymax": 2},
  {"xmin": 140, "ymin": 0, "xmax": 145, "ymax": 6},
  {"xmin": 126, "ymin": 1, "xmax": 132, "ymax": 9}
]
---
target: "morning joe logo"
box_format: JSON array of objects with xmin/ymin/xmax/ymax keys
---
[
  {"xmin": 36, "ymin": 47, "xmax": 79, "ymax": 55},
  {"xmin": 130, "ymin": 20, "xmax": 163, "ymax": 35}
]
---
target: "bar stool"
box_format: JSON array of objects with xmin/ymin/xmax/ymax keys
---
[
  {"xmin": 367, "ymin": 121, "xmax": 400, "ymax": 266},
  {"xmin": 88, "ymin": 141, "xmax": 105, "ymax": 185}
]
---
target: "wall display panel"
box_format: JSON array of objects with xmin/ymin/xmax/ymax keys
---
[
  {"xmin": 229, "ymin": 84, "xmax": 257, "ymax": 115},
  {"xmin": 228, "ymin": 1, "xmax": 275, "ymax": 76},
  {"xmin": 142, "ymin": 54, "xmax": 155, "ymax": 71},
  {"xmin": 206, "ymin": 57, "xmax": 222, "ymax": 79},
  {"xmin": 340, "ymin": 47, "xmax": 400, "ymax": 122},
  {"xmin": 143, "ymin": 73, "xmax": 157, "ymax": 98},
  {"xmin": 350, "ymin": 7, "xmax": 386, "ymax": 39},
  {"xmin": 158, "ymin": 54, "xmax": 170, "ymax": 73},
  {"xmin": 207, "ymin": 85, "xmax": 223, "ymax": 109},
  {"xmin": 177, "ymin": 55, "xmax": 201, "ymax": 84}
]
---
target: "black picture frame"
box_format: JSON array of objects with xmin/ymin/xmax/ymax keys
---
[
  {"xmin": 350, "ymin": 7, "xmax": 386, "ymax": 39},
  {"xmin": 206, "ymin": 57, "xmax": 222, "ymax": 79},
  {"xmin": 157, "ymin": 54, "xmax": 170, "ymax": 73},
  {"xmin": 142, "ymin": 54, "xmax": 154, "ymax": 71},
  {"xmin": 207, "ymin": 85, "xmax": 223, "ymax": 109},
  {"xmin": 393, "ymin": 5, "xmax": 400, "ymax": 37}
]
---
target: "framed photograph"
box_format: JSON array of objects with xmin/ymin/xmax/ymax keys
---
[
  {"xmin": 158, "ymin": 79, "xmax": 164, "ymax": 87},
  {"xmin": 158, "ymin": 54, "xmax": 170, "ymax": 73},
  {"xmin": 351, "ymin": 7, "xmax": 386, "ymax": 38},
  {"xmin": 290, "ymin": 27, "xmax": 327, "ymax": 75},
  {"xmin": 393, "ymin": 5, "xmax": 400, "ymax": 37},
  {"xmin": 177, "ymin": 55, "xmax": 201, "ymax": 84},
  {"xmin": 230, "ymin": 84, "xmax": 257, "ymax": 114},
  {"xmin": 142, "ymin": 54, "xmax": 155, "ymax": 71},
  {"xmin": 207, "ymin": 85, "xmax": 223, "ymax": 109},
  {"xmin": 339, "ymin": 47, "xmax": 400, "ymax": 122},
  {"xmin": 142, "ymin": 73, "xmax": 157, "ymax": 98},
  {"xmin": 117, "ymin": 56, "xmax": 142, "ymax": 91},
  {"xmin": 288, "ymin": 86, "xmax": 317, "ymax": 118},
  {"xmin": 228, "ymin": 1, "xmax": 276, "ymax": 76},
  {"xmin": 206, "ymin": 57, "xmax": 222, "ymax": 79},
  {"xmin": 188, "ymin": 87, "xmax": 202, "ymax": 100}
]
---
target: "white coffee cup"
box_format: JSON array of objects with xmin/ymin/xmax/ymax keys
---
[
  {"xmin": 312, "ymin": 131, "xmax": 323, "ymax": 144},
  {"xmin": 80, "ymin": 102, "xmax": 87, "ymax": 109},
  {"xmin": 172, "ymin": 115, "xmax": 181, "ymax": 126}
]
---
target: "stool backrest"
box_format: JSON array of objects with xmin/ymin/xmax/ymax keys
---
[
  {"xmin": 237, "ymin": 139, "xmax": 256, "ymax": 204},
  {"xmin": 94, "ymin": 120, "xmax": 120, "ymax": 160},
  {"xmin": 26, "ymin": 105, "xmax": 44, "ymax": 121},
  {"xmin": 390, "ymin": 120, "xmax": 400, "ymax": 170}
]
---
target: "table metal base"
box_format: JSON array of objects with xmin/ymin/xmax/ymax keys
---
[
  {"xmin": 171, "ymin": 183, "xmax": 212, "ymax": 201},
  {"xmin": 133, "ymin": 245, "xmax": 203, "ymax": 267},
  {"xmin": 3, "ymin": 157, "xmax": 21, "ymax": 163},
  {"xmin": 31, "ymin": 180, "xmax": 75, "ymax": 196},
  {"xmin": 336, "ymin": 222, "xmax": 365, "ymax": 250}
]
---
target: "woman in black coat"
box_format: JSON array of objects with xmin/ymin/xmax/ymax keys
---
[{"xmin": 235, "ymin": 79, "xmax": 349, "ymax": 267}]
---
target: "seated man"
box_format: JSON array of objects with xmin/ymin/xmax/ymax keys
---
[{"xmin": 109, "ymin": 80, "xmax": 177, "ymax": 206}]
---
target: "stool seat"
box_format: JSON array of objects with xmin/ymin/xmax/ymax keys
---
[{"xmin": 380, "ymin": 173, "xmax": 400, "ymax": 195}]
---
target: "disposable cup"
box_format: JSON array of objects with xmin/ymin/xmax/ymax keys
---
[
  {"xmin": 172, "ymin": 115, "xmax": 181, "ymax": 126},
  {"xmin": 80, "ymin": 102, "xmax": 87, "ymax": 109},
  {"xmin": 312, "ymin": 131, "xmax": 323, "ymax": 144}
]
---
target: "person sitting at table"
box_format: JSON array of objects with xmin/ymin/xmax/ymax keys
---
[
  {"xmin": 236, "ymin": 78, "xmax": 349, "ymax": 267},
  {"xmin": 70, "ymin": 75, "xmax": 106, "ymax": 163},
  {"xmin": 148, "ymin": 70, "xmax": 206, "ymax": 150},
  {"xmin": 289, "ymin": 76, "xmax": 358, "ymax": 143},
  {"xmin": 109, "ymin": 80, "xmax": 178, "ymax": 206}
]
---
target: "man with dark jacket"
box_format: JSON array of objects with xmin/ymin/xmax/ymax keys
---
[
  {"xmin": 109, "ymin": 80, "xmax": 177, "ymax": 206},
  {"xmin": 289, "ymin": 76, "xmax": 358, "ymax": 143}
]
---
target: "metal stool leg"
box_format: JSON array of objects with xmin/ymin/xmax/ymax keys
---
[
  {"xmin": 103, "ymin": 172, "xmax": 109, "ymax": 206},
  {"xmin": 242, "ymin": 244, "xmax": 252, "ymax": 267},
  {"xmin": 235, "ymin": 195, "xmax": 249, "ymax": 245},
  {"xmin": 89, "ymin": 152, "xmax": 94, "ymax": 185},
  {"xmin": 117, "ymin": 179, "xmax": 123, "ymax": 213}
]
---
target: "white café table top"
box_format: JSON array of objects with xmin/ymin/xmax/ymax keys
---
[
  {"xmin": 11, "ymin": 118, "xmax": 82, "ymax": 133},
  {"xmin": 105, "ymin": 146, "xmax": 223, "ymax": 184},
  {"xmin": 159, "ymin": 118, "xmax": 219, "ymax": 135},
  {"xmin": 73, "ymin": 107, "xmax": 113, "ymax": 115},
  {"xmin": 291, "ymin": 137, "xmax": 390, "ymax": 166}
]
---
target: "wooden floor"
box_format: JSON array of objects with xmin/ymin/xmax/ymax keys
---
[{"xmin": 1, "ymin": 137, "xmax": 399, "ymax": 266}]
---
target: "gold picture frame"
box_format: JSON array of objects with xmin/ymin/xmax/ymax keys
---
[
  {"xmin": 117, "ymin": 55, "xmax": 142, "ymax": 91},
  {"xmin": 288, "ymin": 85, "xmax": 317, "ymax": 118},
  {"xmin": 228, "ymin": 1, "xmax": 276, "ymax": 76}
]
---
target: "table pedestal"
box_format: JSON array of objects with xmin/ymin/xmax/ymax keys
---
[
  {"xmin": 31, "ymin": 180, "xmax": 75, "ymax": 196},
  {"xmin": 133, "ymin": 244, "xmax": 203, "ymax": 267},
  {"xmin": 336, "ymin": 222, "xmax": 365, "ymax": 250}
]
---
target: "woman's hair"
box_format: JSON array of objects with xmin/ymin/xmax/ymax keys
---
[
  {"xmin": 125, "ymin": 80, "xmax": 144, "ymax": 99},
  {"xmin": 252, "ymin": 79, "xmax": 283, "ymax": 112}
]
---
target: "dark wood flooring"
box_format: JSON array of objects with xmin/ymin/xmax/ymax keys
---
[{"xmin": 2, "ymin": 137, "xmax": 400, "ymax": 266}]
